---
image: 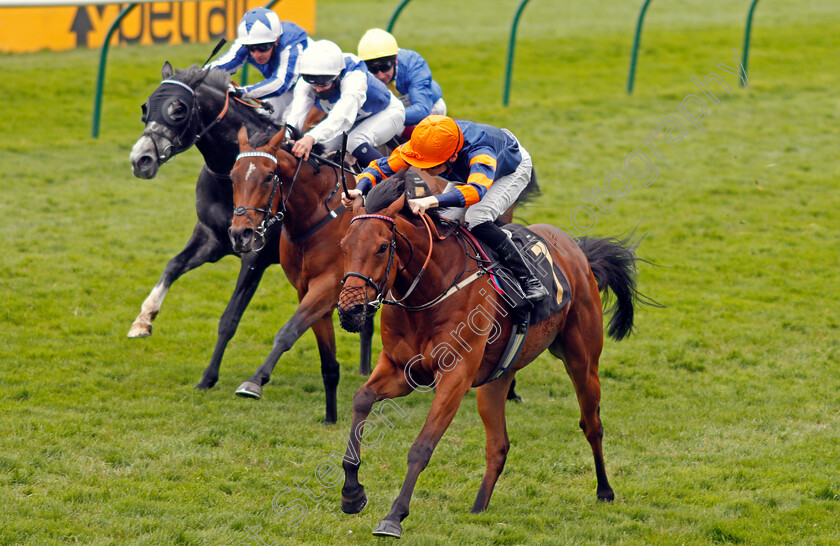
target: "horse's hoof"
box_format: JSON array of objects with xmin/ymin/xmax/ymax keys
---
[
  {"xmin": 194, "ymin": 381, "xmax": 216, "ymax": 391},
  {"xmin": 372, "ymin": 519, "xmax": 402, "ymax": 538},
  {"xmin": 127, "ymin": 323, "xmax": 152, "ymax": 338},
  {"xmin": 235, "ymin": 381, "xmax": 262, "ymax": 399},
  {"xmin": 598, "ymin": 489, "xmax": 615, "ymax": 502},
  {"xmin": 341, "ymin": 489, "xmax": 367, "ymax": 514}
]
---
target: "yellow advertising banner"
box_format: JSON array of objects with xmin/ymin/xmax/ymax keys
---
[{"xmin": 0, "ymin": 0, "xmax": 316, "ymax": 53}]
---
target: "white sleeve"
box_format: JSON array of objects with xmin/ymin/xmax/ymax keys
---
[
  {"xmin": 285, "ymin": 80, "xmax": 317, "ymax": 131},
  {"xmin": 307, "ymin": 71, "xmax": 368, "ymax": 144}
]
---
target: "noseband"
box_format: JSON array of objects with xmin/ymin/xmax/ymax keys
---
[
  {"xmin": 341, "ymin": 212, "xmax": 446, "ymax": 310},
  {"xmin": 341, "ymin": 215, "xmax": 401, "ymax": 310},
  {"xmin": 231, "ymin": 150, "xmax": 304, "ymax": 251}
]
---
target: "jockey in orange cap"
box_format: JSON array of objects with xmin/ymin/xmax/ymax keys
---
[{"xmin": 345, "ymin": 115, "xmax": 549, "ymax": 303}]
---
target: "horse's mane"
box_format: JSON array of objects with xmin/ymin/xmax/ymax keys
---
[
  {"xmin": 365, "ymin": 172, "xmax": 410, "ymax": 214},
  {"xmin": 173, "ymin": 64, "xmax": 282, "ymax": 139},
  {"xmin": 365, "ymin": 172, "xmax": 441, "ymax": 223}
]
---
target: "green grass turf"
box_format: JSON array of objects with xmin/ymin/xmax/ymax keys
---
[{"xmin": 1, "ymin": 0, "xmax": 838, "ymax": 543}]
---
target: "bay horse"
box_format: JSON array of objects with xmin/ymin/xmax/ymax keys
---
[
  {"xmin": 336, "ymin": 177, "xmax": 652, "ymax": 537},
  {"xmin": 227, "ymin": 125, "xmax": 370, "ymax": 423},
  {"xmin": 128, "ymin": 62, "xmax": 375, "ymax": 394}
]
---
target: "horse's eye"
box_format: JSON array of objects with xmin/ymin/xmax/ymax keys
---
[
  {"xmin": 264, "ymin": 174, "xmax": 275, "ymax": 185},
  {"xmin": 377, "ymin": 242, "xmax": 388, "ymax": 254},
  {"xmin": 167, "ymin": 100, "xmax": 186, "ymax": 119}
]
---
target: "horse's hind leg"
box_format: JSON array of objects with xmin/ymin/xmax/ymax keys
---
[
  {"xmin": 128, "ymin": 222, "xmax": 227, "ymax": 338},
  {"xmin": 471, "ymin": 374, "xmax": 515, "ymax": 514},
  {"xmin": 549, "ymin": 315, "xmax": 614, "ymax": 502},
  {"xmin": 195, "ymin": 249, "xmax": 273, "ymax": 390}
]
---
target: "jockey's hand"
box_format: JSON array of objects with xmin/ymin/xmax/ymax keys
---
[
  {"xmin": 292, "ymin": 135, "xmax": 315, "ymax": 161},
  {"xmin": 342, "ymin": 188, "xmax": 362, "ymax": 207},
  {"xmin": 228, "ymin": 83, "xmax": 243, "ymax": 97},
  {"xmin": 408, "ymin": 196, "xmax": 439, "ymax": 215}
]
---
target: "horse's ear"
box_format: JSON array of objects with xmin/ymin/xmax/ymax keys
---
[
  {"xmin": 266, "ymin": 127, "xmax": 286, "ymax": 153},
  {"xmin": 162, "ymin": 61, "xmax": 173, "ymax": 79},
  {"xmin": 384, "ymin": 193, "xmax": 406, "ymax": 218},
  {"xmin": 191, "ymin": 69, "xmax": 210, "ymax": 89},
  {"xmin": 238, "ymin": 126, "xmax": 251, "ymax": 151}
]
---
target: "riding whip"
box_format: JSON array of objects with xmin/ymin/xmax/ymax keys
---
[
  {"xmin": 338, "ymin": 132, "xmax": 351, "ymax": 199},
  {"xmin": 201, "ymin": 38, "xmax": 227, "ymax": 68}
]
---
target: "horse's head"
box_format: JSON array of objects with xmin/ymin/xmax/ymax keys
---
[
  {"xmin": 129, "ymin": 62, "xmax": 217, "ymax": 179},
  {"xmin": 228, "ymin": 125, "xmax": 292, "ymax": 253},
  {"xmin": 337, "ymin": 188, "xmax": 408, "ymax": 332}
]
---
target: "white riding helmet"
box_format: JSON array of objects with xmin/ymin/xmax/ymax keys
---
[
  {"xmin": 299, "ymin": 40, "xmax": 345, "ymax": 76},
  {"xmin": 237, "ymin": 8, "xmax": 282, "ymax": 45},
  {"xmin": 357, "ymin": 28, "xmax": 399, "ymax": 61}
]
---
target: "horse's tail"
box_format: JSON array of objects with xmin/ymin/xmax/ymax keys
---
[
  {"xmin": 515, "ymin": 166, "xmax": 540, "ymax": 204},
  {"xmin": 578, "ymin": 235, "xmax": 658, "ymax": 341}
]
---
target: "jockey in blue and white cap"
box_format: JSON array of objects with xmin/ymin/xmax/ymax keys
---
[
  {"xmin": 285, "ymin": 39, "xmax": 405, "ymax": 169},
  {"xmin": 210, "ymin": 7, "xmax": 311, "ymax": 122}
]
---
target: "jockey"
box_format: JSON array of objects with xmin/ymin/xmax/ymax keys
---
[
  {"xmin": 357, "ymin": 28, "xmax": 446, "ymax": 139},
  {"xmin": 286, "ymin": 40, "xmax": 405, "ymax": 167},
  {"xmin": 209, "ymin": 7, "xmax": 310, "ymax": 123},
  {"xmin": 345, "ymin": 115, "xmax": 549, "ymax": 303}
]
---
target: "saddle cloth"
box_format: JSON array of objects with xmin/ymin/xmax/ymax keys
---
[{"xmin": 465, "ymin": 223, "xmax": 572, "ymax": 325}]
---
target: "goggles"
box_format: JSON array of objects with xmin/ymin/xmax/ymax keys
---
[
  {"xmin": 246, "ymin": 43, "xmax": 274, "ymax": 53},
  {"xmin": 366, "ymin": 59, "xmax": 394, "ymax": 74},
  {"xmin": 302, "ymin": 74, "xmax": 337, "ymax": 87}
]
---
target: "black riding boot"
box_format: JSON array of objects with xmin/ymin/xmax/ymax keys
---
[{"xmin": 494, "ymin": 237, "xmax": 550, "ymax": 303}]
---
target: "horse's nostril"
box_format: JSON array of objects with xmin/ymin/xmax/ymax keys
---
[
  {"xmin": 241, "ymin": 228, "xmax": 254, "ymax": 241},
  {"xmin": 138, "ymin": 155, "xmax": 153, "ymax": 169}
]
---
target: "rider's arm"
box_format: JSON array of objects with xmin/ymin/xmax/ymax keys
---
[
  {"xmin": 241, "ymin": 42, "xmax": 305, "ymax": 99},
  {"xmin": 208, "ymin": 41, "xmax": 248, "ymax": 73},
  {"xmin": 435, "ymin": 148, "xmax": 498, "ymax": 208},
  {"xmin": 285, "ymin": 81, "xmax": 317, "ymax": 133}
]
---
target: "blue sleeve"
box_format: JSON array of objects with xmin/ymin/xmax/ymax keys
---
[{"xmin": 398, "ymin": 51, "xmax": 437, "ymax": 126}]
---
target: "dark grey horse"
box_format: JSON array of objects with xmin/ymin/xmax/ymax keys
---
[{"xmin": 128, "ymin": 63, "xmax": 375, "ymax": 415}]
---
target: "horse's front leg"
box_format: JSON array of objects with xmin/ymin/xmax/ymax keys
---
[
  {"xmin": 358, "ymin": 315, "xmax": 374, "ymax": 376},
  {"xmin": 234, "ymin": 276, "xmax": 338, "ymax": 414},
  {"xmin": 373, "ymin": 371, "xmax": 473, "ymax": 538},
  {"xmin": 195, "ymin": 247, "xmax": 275, "ymax": 389},
  {"xmin": 128, "ymin": 222, "xmax": 228, "ymax": 338},
  {"xmin": 341, "ymin": 355, "xmax": 412, "ymax": 514}
]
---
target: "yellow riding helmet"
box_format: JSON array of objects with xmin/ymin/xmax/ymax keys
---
[
  {"xmin": 399, "ymin": 116, "xmax": 464, "ymax": 169},
  {"xmin": 357, "ymin": 28, "xmax": 399, "ymax": 61}
]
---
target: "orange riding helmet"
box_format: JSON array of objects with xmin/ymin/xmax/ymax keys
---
[{"xmin": 398, "ymin": 115, "xmax": 464, "ymax": 169}]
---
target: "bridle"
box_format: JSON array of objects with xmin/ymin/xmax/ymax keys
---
[
  {"xmin": 342, "ymin": 212, "xmax": 461, "ymax": 311},
  {"xmin": 231, "ymin": 150, "xmax": 303, "ymax": 252},
  {"xmin": 141, "ymin": 78, "xmax": 231, "ymax": 164}
]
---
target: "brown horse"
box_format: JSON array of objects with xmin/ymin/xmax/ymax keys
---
[
  {"xmin": 228, "ymin": 126, "xmax": 362, "ymax": 423},
  {"xmin": 336, "ymin": 178, "xmax": 652, "ymax": 537}
]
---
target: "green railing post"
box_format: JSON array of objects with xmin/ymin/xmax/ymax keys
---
[
  {"xmin": 91, "ymin": 3, "xmax": 137, "ymax": 138},
  {"xmin": 502, "ymin": 0, "xmax": 531, "ymax": 106},
  {"xmin": 386, "ymin": 0, "xmax": 414, "ymax": 33},
  {"xmin": 627, "ymin": 0, "xmax": 653, "ymax": 94},
  {"xmin": 741, "ymin": 0, "xmax": 760, "ymax": 87}
]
